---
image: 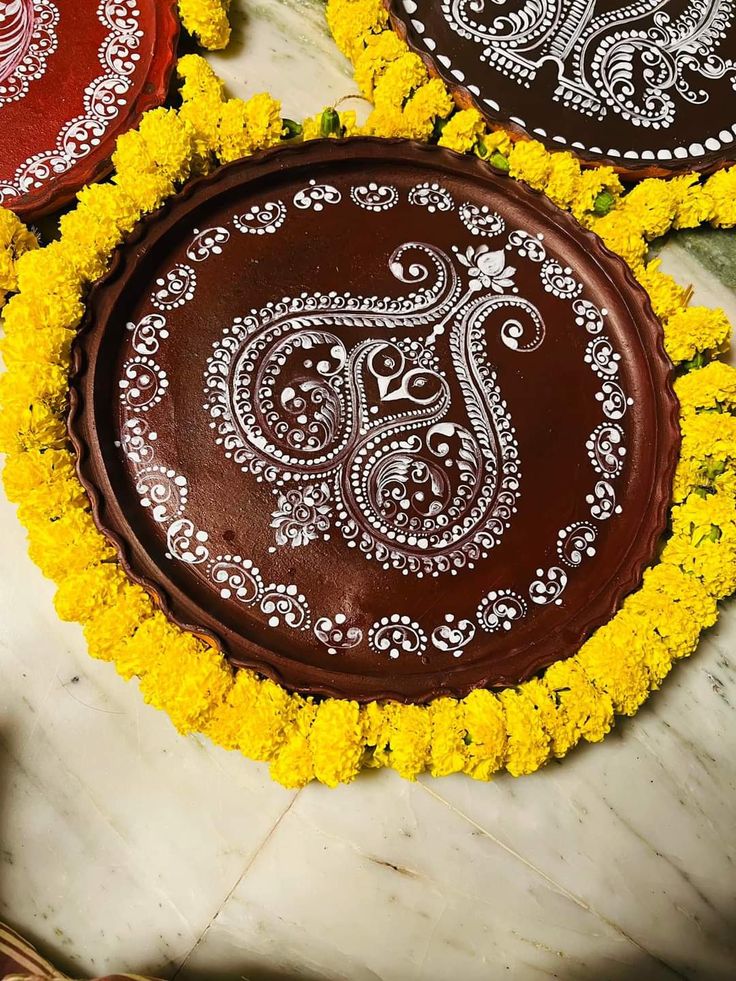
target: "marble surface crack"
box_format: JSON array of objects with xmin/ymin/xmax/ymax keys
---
[
  {"xmin": 170, "ymin": 790, "xmax": 302, "ymax": 979},
  {"xmin": 418, "ymin": 782, "xmax": 690, "ymax": 980}
]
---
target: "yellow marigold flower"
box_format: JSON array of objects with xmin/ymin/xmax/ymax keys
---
[
  {"xmin": 54, "ymin": 563, "xmax": 128, "ymax": 624},
  {"xmin": 663, "ymin": 533, "xmax": 736, "ymax": 599},
  {"xmin": 75, "ymin": 182, "xmax": 142, "ymax": 235},
  {"xmin": 57, "ymin": 210, "xmax": 123, "ymax": 284},
  {"xmin": 544, "ymin": 659, "xmax": 614, "ymax": 745},
  {"xmin": 362, "ymin": 102, "xmax": 407, "ymax": 139},
  {"xmin": 217, "ymin": 93, "xmax": 282, "ymax": 163},
  {"xmin": 428, "ymin": 698, "xmax": 467, "ymax": 777},
  {"xmin": 327, "ymin": 0, "xmax": 388, "ymax": 61},
  {"xmin": 0, "ymin": 399, "xmax": 67, "ymax": 455},
  {"xmin": 675, "ymin": 360, "xmax": 736, "ymax": 416},
  {"xmin": 360, "ymin": 700, "xmax": 385, "ymax": 751},
  {"xmin": 84, "ymin": 583, "xmax": 156, "ymax": 662},
  {"xmin": 480, "ymin": 129, "xmax": 512, "ymax": 157},
  {"xmin": 401, "ymin": 79, "xmax": 453, "ymax": 141},
  {"xmin": 1, "ymin": 322, "xmax": 74, "ymax": 369},
  {"xmin": 202, "ymin": 668, "xmax": 260, "ymax": 751},
  {"xmin": 15, "ymin": 241, "xmax": 80, "ymax": 303},
  {"xmin": 179, "ymin": 97, "xmax": 221, "ymax": 173},
  {"xmin": 136, "ymin": 108, "xmax": 196, "ymax": 184},
  {"xmin": 0, "ymin": 362, "xmax": 68, "ymax": 412},
  {"xmin": 16, "ymin": 472, "xmax": 86, "ymax": 527},
  {"xmin": 636, "ymin": 259, "xmax": 689, "ymax": 321},
  {"xmin": 115, "ymin": 611, "xmax": 176, "ymax": 681},
  {"xmin": 178, "ymin": 0, "xmax": 232, "ymax": 51},
  {"xmin": 353, "ymin": 30, "xmax": 407, "ymax": 100},
  {"xmin": 620, "ymin": 178, "xmax": 678, "ymax": 240},
  {"xmin": 438, "ymin": 108, "xmax": 485, "ymax": 155},
  {"xmin": 570, "ymin": 167, "xmax": 623, "ymax": 222},
  {"xmin": 374, "ymin": 52, "xmax": 428, "ymax": 109},
  {"xmin": 498, "ymin": 688, "xmax": 550, "ymax": 776},
  {"xmin": 671, "ymin": 174, "xmax": 714, "ymax": 229},
  {"xmin": 2, "ymin": 447, "xmax": 76, "ymax": 503},
  {"xmin": 543, "ymin": 153, "xmax": 582, "ymax": 211},
  {"xmin": 461, "ymin": 688, "xmax": 506, "ymax": 780},
  {"xmin": 664, "ymin": 305, "xmax": 731, "ymax": 363},
  {"xmin": 114, "ymin": 170, "xmax": 176, "ymax": 215},
  {"xmin": 309, "ymin": 700, "xmax": 364, "ymax": 787},
  {"xmin": 679, "ymin": 413, "xmax": 736, "ymax": 488},
  {"xmin": 576, "ymin": 619, "xmax": 651, "ymax": 716},
  {"xmin": 705, "ymin": 166, "xmax": 736, "ymax": 227},
  {"xmin": 377, "ymin": 703, "xmax": 431, "ymax": 779},
  {"xmin": 177, "ymin": 53, "xmax": 225, "ymax": 103},
  {"xmin": 270, "ymin": 732, "xmax": 315, "ymax": 789},
  {"xmin": 26, "ymin": 507, "xmax": 115, "ymax": 581},
  {"xmin": 0, "ymin": 207, "xmax": 38, "ymax": 305},
  {"xmin": 508, "ymin": 139, "xmax": 552, "ymax": 191},
  {"xmin": 139, "ymin": 636, "xmax": 232, "ymax": 734},
  {"xmin": 521, "ymin": 677, "xmax": 574, "ymax": 758},
  {"xmin": 641, "ymin": 562, "xmax": 718, "ymax": 628},
  {"xmin": 236, "ymin": 678, "xmax": 301, "ymax": 762},
  {"xmin": 591, "ymin": 210, "xmax": 648, "ymax": 271}
]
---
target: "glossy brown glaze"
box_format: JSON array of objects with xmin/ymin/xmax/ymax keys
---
[
  {"xmin": 0, "ymin": 0, "xmax": 179, "ymax": 220},
  {"xmin": 388, "ymin": 0, "xmax": 736, "ymax": 179},
  {"xmin": 69, "ymin": 138, "xmax": 679, "ymax": 702}
]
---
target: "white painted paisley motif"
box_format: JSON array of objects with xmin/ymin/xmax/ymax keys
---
[
  {"xmin": 416, "ymin": 0, "xmax": 736, "ymax": 159},
  {"xmin": 350, "ymin": 182, "xmax": 399, "ymax": 211},
  {"xmin": 314, "ymin": 614, "xmax": 363, "ymax": 655},
  {"xmin": 234, "ymin": 201, "xmax": 286, "ymax": 234},
  {"xmin": 431, "ymin": 614, "xmax": 476, "ymax": 656},
  {"xmin": 293, "ymin": 180, "xmax": 341, "ymax": 211},
  {"xmin": 369, "ymin": 615, "xmax": 428, "ymax": 659},
  {"xmin": 476, "ymin": 589, "xmax": 528, "ymax": 632},
  {"xmin": 204, "ymin": 238, "xmax": 552, "ymax": 577},
  {"xmin": 187, "ymin": 226, "xmax": 230, "ymax": 260}
]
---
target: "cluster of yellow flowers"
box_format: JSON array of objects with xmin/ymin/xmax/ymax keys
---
[
  {"xmin": 0, "ymin": 209, "xmax": 37, "ymax": 309},
  {"xmin": 1, "ymin": 44, "xmax": 735, "ymax": 786},
  {"xmin": 178, "ymin": 0, "xmax": 232, "ymax": 50}
]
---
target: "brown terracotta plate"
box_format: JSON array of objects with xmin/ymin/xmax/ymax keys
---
[
  {"xmin": 69, "ymin": 138, "xmax": 679, "ymax": 703},
  {"xmin": 388, "ymin": 0, "xmax": 736, "ymax": 179},
  {"xmin": 0, "ymin": 0, "xmax": 179, "ymax": 220}
]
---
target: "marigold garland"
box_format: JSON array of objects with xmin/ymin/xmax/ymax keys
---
[
  {"xmin": 0, "ymin": 47, "xmax": 735, "ymax": 788},
  {"xmin": 177, "ymin": 0, "xmax": 232, "ymax": 50}
]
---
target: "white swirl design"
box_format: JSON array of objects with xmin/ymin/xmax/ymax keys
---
[
  {"xmin": 0, "ymin": 0, "xmax": 58, "ymax": 107},
  {"xmin": 126, "ymin": 313, "xmax": 169, "ymax": 356},
  {"xmin": 476, "ymin": 589, "xmax": 528, "ymax": 632},
  {"xmin": 529, "ymin": 566, "xmax": 568, "ymax": 606},
  {"xmin": 0, "ymin": 0, "xmax": 144, "ymax": 204},
  {"xmin": 234, "ymin": 201, "xmax": 286, "ymax": 234},
  {"xmin": 187, "ymin": 226, "xmax": 231, "ymax": 261},
  {"xmin": 350, "ymin": 182, "xmax": 399, "ymax": 211},
  {"xmin": 369, "ymin": 615, "xmax": 428, "ymax": 659},
  {"xmin": 431, "ymin": 615, "xmax": 476, "ymax": 657},
  {"xmin": 314, "ymin": 614, "xmax": 363, "ymax": 655},
  {"xmin": 151, "ymin": 265, "xmax": 197, "ymax": 311},
  {"xmin": 293, "ymin": 181, "xmax": 341, "ymax": 211}
]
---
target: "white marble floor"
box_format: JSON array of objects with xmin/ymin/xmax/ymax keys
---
[{"xmin": 1, "ymin": 2, "xmax": 735, "ymax": 979}]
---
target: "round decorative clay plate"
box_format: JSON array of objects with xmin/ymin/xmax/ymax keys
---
[
  {"xmin": 0, "ymin": 0, "xmax": 179, "ymax": 219},
  {"xmin": 69, "ymin": 139, "xmax": 679, "ymax": 703},
  {"xmin": 387, "ymin": 0, "xmax": 736, "ymax": 178}
]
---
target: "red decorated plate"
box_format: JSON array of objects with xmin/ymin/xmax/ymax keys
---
[
  {"xmin": 0, "ymin": 0, "xmax": 179, "ymax": 219},
  {"xmin": 388, "ymin": 0, "xmax": 736, "ymax": 179},
  {"xmin": 69, "ymin": 139, "xmax": 679, "ymax": 703}
]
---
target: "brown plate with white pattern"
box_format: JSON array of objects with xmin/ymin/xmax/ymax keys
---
[
  {"xmin": 388, "ymin": 0, "xmax": 736, "ymax": 179},
  {"xmin": 69, "ymin": 139, "xmax": 679, "ymax": 702}
]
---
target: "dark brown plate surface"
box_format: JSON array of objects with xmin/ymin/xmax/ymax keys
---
[
  {"xmin": 388, "ymin": 0, "xmax": 736, "ymax": 179},
  {"xmin": 69, "ymin": 138, "xmax": 679, "ymax": 702}
]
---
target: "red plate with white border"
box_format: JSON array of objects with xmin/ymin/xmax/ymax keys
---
[{"xmin": 0, "ymin": 0, "xmax": 179, "ymax": 220}]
